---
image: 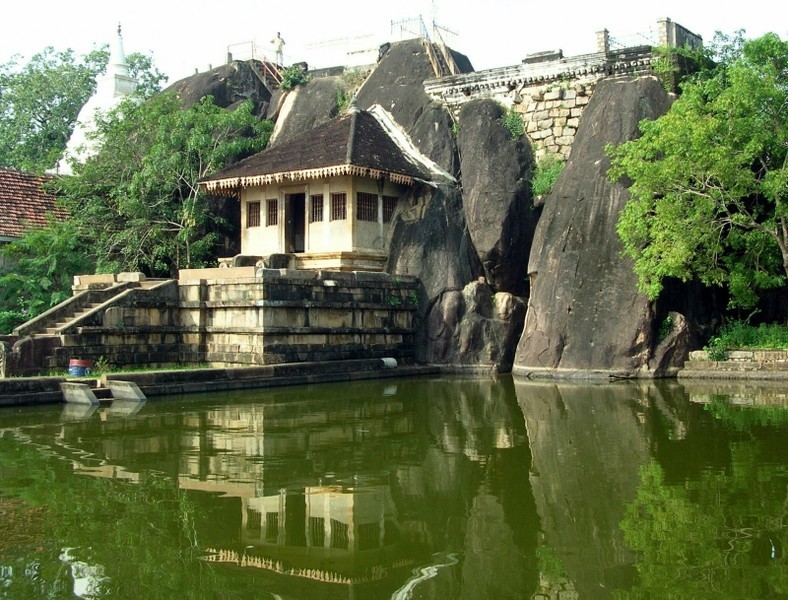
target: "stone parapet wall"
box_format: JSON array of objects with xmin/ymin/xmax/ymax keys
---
[{"xmin": 426, "ymin": 46, "xmax": 655, "ymax": 158}]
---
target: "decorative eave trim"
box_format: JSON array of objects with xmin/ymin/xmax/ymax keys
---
[{"xmin": 202, "ymin": 164, "xmax": 415, "ymax": 196}]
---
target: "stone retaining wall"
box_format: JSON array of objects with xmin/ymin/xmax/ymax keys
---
[
  {"xmin": 679, "ymin": 349, "xmax": 788, "ymax": 380},
  {"xmin": 12, "ymin": 269, "xmax": 421, "ymax": 374}
]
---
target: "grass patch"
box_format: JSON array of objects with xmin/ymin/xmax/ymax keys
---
[{"xmin": 714, "ymin": 321, "xmax": 788, "ymax": 349}]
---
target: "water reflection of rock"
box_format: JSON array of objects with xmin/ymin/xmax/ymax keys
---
[
  {"xmin": 49, "ymin": 378, "xmax": 538, "ymax": 598},
  {"xmin": 515, "ymin": 381, "xmax": 657, "ymax": 599}
]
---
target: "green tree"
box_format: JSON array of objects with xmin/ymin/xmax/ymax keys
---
[
  {"xmin": 0, "ymin": 218, "xmax": 94, "ymax": 333},
  {"xmin": 0, "ymin": 47, "xmax": 107, "ymax": 173},
  {"xmin": 0, "ymin": 47, "xmax": 166, "ymax": 174},
  {"xmin": 55, "ymin": 93, "xmax": 272, "ymax": 276},
  {"xmin": 608, "ymin": 33, "xmax": 787, "ymax": 308}
]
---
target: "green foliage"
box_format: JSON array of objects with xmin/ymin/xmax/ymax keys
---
[
  {"xmin": 609, "ymin": 33, "xmax": 788, "ymax": 309},
  {"xmin": 657, "ymin": 314, "xmax": 674, "ymax": 342},
  {"xmin": 650, "ymin": 43, "xmax": 712, "ymax": 92},
  {"xmin": 0, "ymin": 47, "xmax": 106, "ymax": 173},
  {"xmin": 279, "ymin": 65, "xmax": 311, "ymax": 90},
  {"xmin": 54, "ymin": 93, "xmax": 273, "ymax": 276},
  {"xmin": 531, "ymin": 154, "xmax": 565, "ymax": 197},
  {"xmin": 619, "ymin": 456, "xmax": 788, "ymax": 598},
  {"xmin": 502, "ymin": 107, "xmax": 524, "ymax": 139},
  {"xmin": 703, "ymin": 336, "xmax": 728, "ymax": 361},
  {"xmin": 0, "ymin": 217, "xmax": 94, "ymax": 330},
  {"xmin": 0, "ymin": 47, "xmax": 166, "ymax": 174},
  {"xmin": 712, "ymin": 320, "xmax": 788, "ymax": 350}
]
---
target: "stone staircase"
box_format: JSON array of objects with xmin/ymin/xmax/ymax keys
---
[{"xmin": 36, "ymin": 302, "xmax": 106, "ymax": 337}]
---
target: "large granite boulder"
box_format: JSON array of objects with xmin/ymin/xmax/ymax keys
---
[
  {"xmin": 165, "ymin": 60, "xmax": 271, "ymax": 116},
  {"xmin": 425, "ymin": 280, "xmax": 526, "ymax": 370},
  {"xmin": 457, "ymin": 99, "xmax": 538, "ymax": 296},
  {"xmin": 513, "ymin": 77, "xmax": 673, "ymax": 376},
  {"xmin": 356, "ymin": 39, "xmax": 469, "ymax": 174},
  {"xmin": 270, "ymin": 76, "xmax": 346, "ymax": 145}
]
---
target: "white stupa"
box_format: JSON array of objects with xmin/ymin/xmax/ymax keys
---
[{"xmin": 56, "ymin": 24, "xmax": 138, "ymax": 175}]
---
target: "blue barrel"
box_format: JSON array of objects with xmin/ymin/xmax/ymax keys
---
[{"xmin": 68, "ymin": 359, "xmax": 93, "ymax": 377}]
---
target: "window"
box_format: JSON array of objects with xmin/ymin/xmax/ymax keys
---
[
  {"xmin": 383, "ymin": 196, "xmax": 398, "ymax": 223},
  {"xmin": 357, "ymin": 192, "xmax": 378, "ymax": 222},
  {"xmin": 265, "ymin": 512, "xmax": 279, "ymax": 543},
  {"xmin": 330, "ymin": 192, "xmax": 346, "ymax": 221},
  {"xmin": 247, "ymin": 201, "xmax": 261, "ymax": 227},
  {"xmin": 310, "ymin": 194, "xmax": 324, "ymax": 223},
  {"xmin": 330, "ymin": 519, "xmax": 349, "ymax": 549},
  {"xmin": 266, "ymin": 199, "xmax": 278, "ymax": 226}
]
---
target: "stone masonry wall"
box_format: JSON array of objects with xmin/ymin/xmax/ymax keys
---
[
  {"xmin": 178, "ymin": 269, "xmax": 420, "ymax": 366},
  {"xmin": 425, "ymin": 18, "xmax": 701, "ymax": 159}
]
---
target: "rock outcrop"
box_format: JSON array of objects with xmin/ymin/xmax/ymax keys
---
[
  {"xmin": 513, "ymin": 76, "xmax": 673, "ymax": 376},
  {"xmin": 356, "ymin": 39, "xmax": 469, "ymax": 174},
  {"xmin": 457, "ymin": 99, "xmax": 537, "ymax": 296},
  {"xmin": 166, "ymin": 60, "xmax": 271, "ymax": 116},
  {"xmin": 270, "ymin": 76, "xmax": 346, "ymax": 146}
]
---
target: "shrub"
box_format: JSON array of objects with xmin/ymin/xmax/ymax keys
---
[
  {"xmin": 279, "ymin": 66, "xmax": 310, "ymax": 90},
  {"xmin": 502, "ymin": 108, "xmax": 524, "ymax": 139},
  {"xmin": 532, "ymin": 154, "xmax": 565, "ymax": 197}
]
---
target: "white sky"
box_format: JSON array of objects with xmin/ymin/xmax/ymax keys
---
[{"xmin": 1, "ymin": 1, "xmax": 786, "ymax": 85}]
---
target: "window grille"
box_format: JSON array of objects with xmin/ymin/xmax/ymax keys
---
[
  {"xmin": 357, "ymin": 192, "xmax": 378, "ymax": 222},
  {"xmin": 266, "ymin": 199, "xmax": 278, "ymax": 226},
  {"xmin": 310, "ymin": 194, "xmax": 324, "ymax": 223},
  {"xmin": 382, "ymin": 196, "xmax": 398, "ymax": 223},
  {"xmin": 247, "ymin": 201, "xmax": 261, "ymax": 227},
  {"xmin": 330, "ymin": 193, "xmax": 347, "ymax": 221}
]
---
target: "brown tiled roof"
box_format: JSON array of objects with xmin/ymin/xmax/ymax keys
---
[
  {"xmin": 203, "ymin": 108, "xmax": 429, "ymax": 195},
  {"xmin": 0, "ymin": 168, "xmax": 66, "ymax": 240}
]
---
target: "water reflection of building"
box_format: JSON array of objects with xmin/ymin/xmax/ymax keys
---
[{"xmin": 33, "ymin": 379, "xmax": 536, "ymax": 597}]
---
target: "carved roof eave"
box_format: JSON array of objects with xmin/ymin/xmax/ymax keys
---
[{"xmin": 202, "ymin": 163, "xmax": 415, "ymax": 197}]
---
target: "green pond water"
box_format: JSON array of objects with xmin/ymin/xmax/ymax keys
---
[{"xmin": 0, "ymin": 375, "xmax": 786, "ymax": 599}]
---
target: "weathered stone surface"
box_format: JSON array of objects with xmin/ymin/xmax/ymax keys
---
[
  {"xmin": 165, "ymin": 60, "xmax": 271, "ymax": 116},
  {"xmin": 457, "ymin": 99, "xmax": 538, "ymax": 296},
  {"xmin": 270, "ymin": 76, "xmax": 345, "ymax": 146},
  {"xmin": 649, "ymin": 311, "xmax": 693, "ymax": 376},
  {"xmin": 424, "ymin": 280, "xmax": 526, "ymax": 370},
  {"xmin": 356, "ymin": 39, "xmax": 465, "ymax": 173},
  {"xmin": 387, "ymin": 184, "xmax": 481, "ymax": 302},
  {"xmin": 514, "ymin": 76, "xmax": 673, "ymax": 374}
]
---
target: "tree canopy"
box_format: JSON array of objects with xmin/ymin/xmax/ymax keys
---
[
  {"xmin": 53, "ymin": 93, "xmax": 272, "ymax": 277},
  {"xmin": 609, "ymin": 33, "xmax": 787, "ymax": 309},
  {"xmin": 0, "ymin": 46, "xmax": 166, "ymax": 174}
]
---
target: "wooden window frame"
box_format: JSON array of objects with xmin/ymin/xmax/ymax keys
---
[
  {"xmin": 310, "ymin": 194, "xmax": 324, "ymax": 223},
  {"xmin": 382, "ymin": 195, "xmax": 398, "ymax": 224},
  {"xmin": 266, "ymin": 199, "xmax": 278, "ymax": 226},
  {"xmin": 330, "ymin": 192, "xmax": 346, "ymax": 221},
  {"xmin": 356, "ymin": 192, "xmax": 378, "ymax": 222},
  {"xmin": 247, "ymin": 201, "xmax": 261, "ymax": 228}
]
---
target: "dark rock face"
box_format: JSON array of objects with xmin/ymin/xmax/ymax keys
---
[
  {"xmin": 356, "ymin": 39, "xmax": 464, "ymax": 173},
  {"xmin": 513, "ymin": 77, "xmax": 673, "ymax": 374},
  {"xmin": 387, "ymin": 184, "xmax": 481, "ymax": 301},
  {"xmin": 423, "ymin": 282, "xmax": 526, "ymax": 369},
  {"xmin": 165, "ymin": 60, "xmax": 271, "ymax": 116},
  {"xmin": 458, "ymin": 99, "xmax": 537, "ymax": 296},
  {"xmin": 367, "ymin": 45, "xmax": 530, "ymax": 370},
  {"xmin": 649, "ymin": 311, "xmax": 693, "ymax": 376},
  {"xmin": 270, "ymin": 76, "xmax": 345, "ymax": 146}
]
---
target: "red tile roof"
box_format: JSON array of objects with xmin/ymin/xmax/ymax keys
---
[{"xmin": 0, "ymin": 168, "xmax": 66, "ymax": 240}]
